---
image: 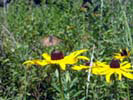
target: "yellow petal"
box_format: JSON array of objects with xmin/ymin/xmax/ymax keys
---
[
  {"xmin": 121, "ymin": 62, "xmax": 131, "ymax": 69},
  {"xmin": 121, "ymin": 71, "xmax": 133, "ymax": 80},
  {"xmin": 77, "ymin": 56, "xmax": 89, "ymax": 61},
  {"xmin": 114, "ymin": 53, "xmax": 120, "ymax": 56},
  {"xmin": 63, "ymin": 57, "xmax": 78, "ymax": 64},
  {"xmin": 72, "ymin": 66, "xmax": 81, "ymax": 70},
  {"xmin": 23, "ymin": 60, "xmax": 35, "ymax": 65},
  {"xmin": 63, "ymin": 49, "xmax": 88, "ymax": 65},
  {"xmin": 92, "ymin": 67, "xmax": 110, "ymax": 75},
  {"xmin": 23, "ymin": 60, "xmax": 48, "ymax": 66},
  {"xmin": 120, "ymin": 49, "xmax": 122, "ymax": 52},
  {"xmin": 94, "ymin": 61, "xmax": 108, "ymax": 68},
  {"xmin": 113, "ymin": 53, "xmax": 124, "ymax": 61},
  {"xmin": 106, "ymin": 71, "xmax": 114, "ymax": 83},
  {"xmin": 128, "ymin": 52, "xmax": 130, "ymax": 57},
  {"xmin": 33, "ymin": 60, "xmax": 48, "ymax": 66},
  {"xmin": 125, "ymin": 48, "xmax": 130, "ymax": 57},
  {"xmin": 117, "ymin": 71, "xmax": 122, "ymax": 80},
  {"xmin": 68, "ymin": 49, "xmax": 87, "ymax": 58},
  {"xmin": 72, "ymin": 65, "xmax": 89, "ymax": 70},
  {"xmin": 42, "ymin": 53, "xmax": 51, "ymax": 60},
  {"xmin": 121, "ymin": 69, "xmax": 133, "ymax": 72},
  {"xmin": 59, "ymin": 63, "xmax": 66, "ymax": 70}
]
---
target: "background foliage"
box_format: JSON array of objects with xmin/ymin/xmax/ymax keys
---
[{"xmin": 0, "ymin": 0, "xmax": 133, "ymax": 100}]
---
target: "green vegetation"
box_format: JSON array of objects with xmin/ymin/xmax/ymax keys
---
[{"xmin": 0, "ymin": 0, "xmax": 133, "ymax": 100}]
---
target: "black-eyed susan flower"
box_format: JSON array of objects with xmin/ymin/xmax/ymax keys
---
[
  {"xmin": 114, "ymin": 48, "xmax": 130, "ymax": 61},
  {"xmin": 92, "ymin": 59, "xmax": 133, "ymax": 83},
  {"xmin": 23, "ymin": 49, "xmax": 89, "ymax": 70}
]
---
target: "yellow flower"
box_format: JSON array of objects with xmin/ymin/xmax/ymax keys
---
[
  {"xmin": 92, "ymin": 59, "xmax": 133, "ymax": 83},
  {"xmin": 23, "ymin": 49, "xmax": 89, "ymax": 70},
  {"xmin": 114, "ymin": 48, "xmax": 130, "ymax": 61}
]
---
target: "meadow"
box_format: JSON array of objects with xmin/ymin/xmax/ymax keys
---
[{"xmin": 0, "ymin": 0, "xmax": 133, "ymax": 100}]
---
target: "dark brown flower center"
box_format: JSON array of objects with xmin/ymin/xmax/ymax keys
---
[
  {"xmin": 110, "ymin": 60, "xmax": 120, "ymax": 68},
  {"xmin": 120, "ymin": 49, "xmax": 128, "ymax": 56},
  {"xmin": 85, "ymin": 62, "xmax": 90, "ymax": 66},
  {"xmin": 51, "ymin": 50, "xmax": 64, "ymax": 60}
]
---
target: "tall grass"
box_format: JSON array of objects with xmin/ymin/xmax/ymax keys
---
[{"xmin": 0, "ymin": 0, "xmax": 132, "ymax": 100}]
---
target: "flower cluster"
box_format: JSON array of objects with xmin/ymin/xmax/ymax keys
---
[
  {"xmin": 23, "ymin": 48, "xmax": 133, "ymax": 83},
  {"xmin": 72, "ymin": 48, "xmax": 133, "ymax": 83}
]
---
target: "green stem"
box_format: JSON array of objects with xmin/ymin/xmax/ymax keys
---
[
  {"xmin": 112, "ymin": 75, "xmax": 117, "ymax": 99},
  {"xmin": 126, "ymin": 80, "xmax": 130, "ymax": 100},
  {"xmin": 58, "ymin": 67, "xmax": 65, "ymax": 100},
  {"xmin": 127, "ymin": 85, "xmax": 130, "ymax": 100},
  {"xmin": 23, "ymin": 67, "xmax": 28, "ymax": 100}
]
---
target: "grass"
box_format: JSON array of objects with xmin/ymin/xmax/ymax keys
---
[{"xmin": 0, "ymin": 0, "xmax": 133, "ymax": 100}]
